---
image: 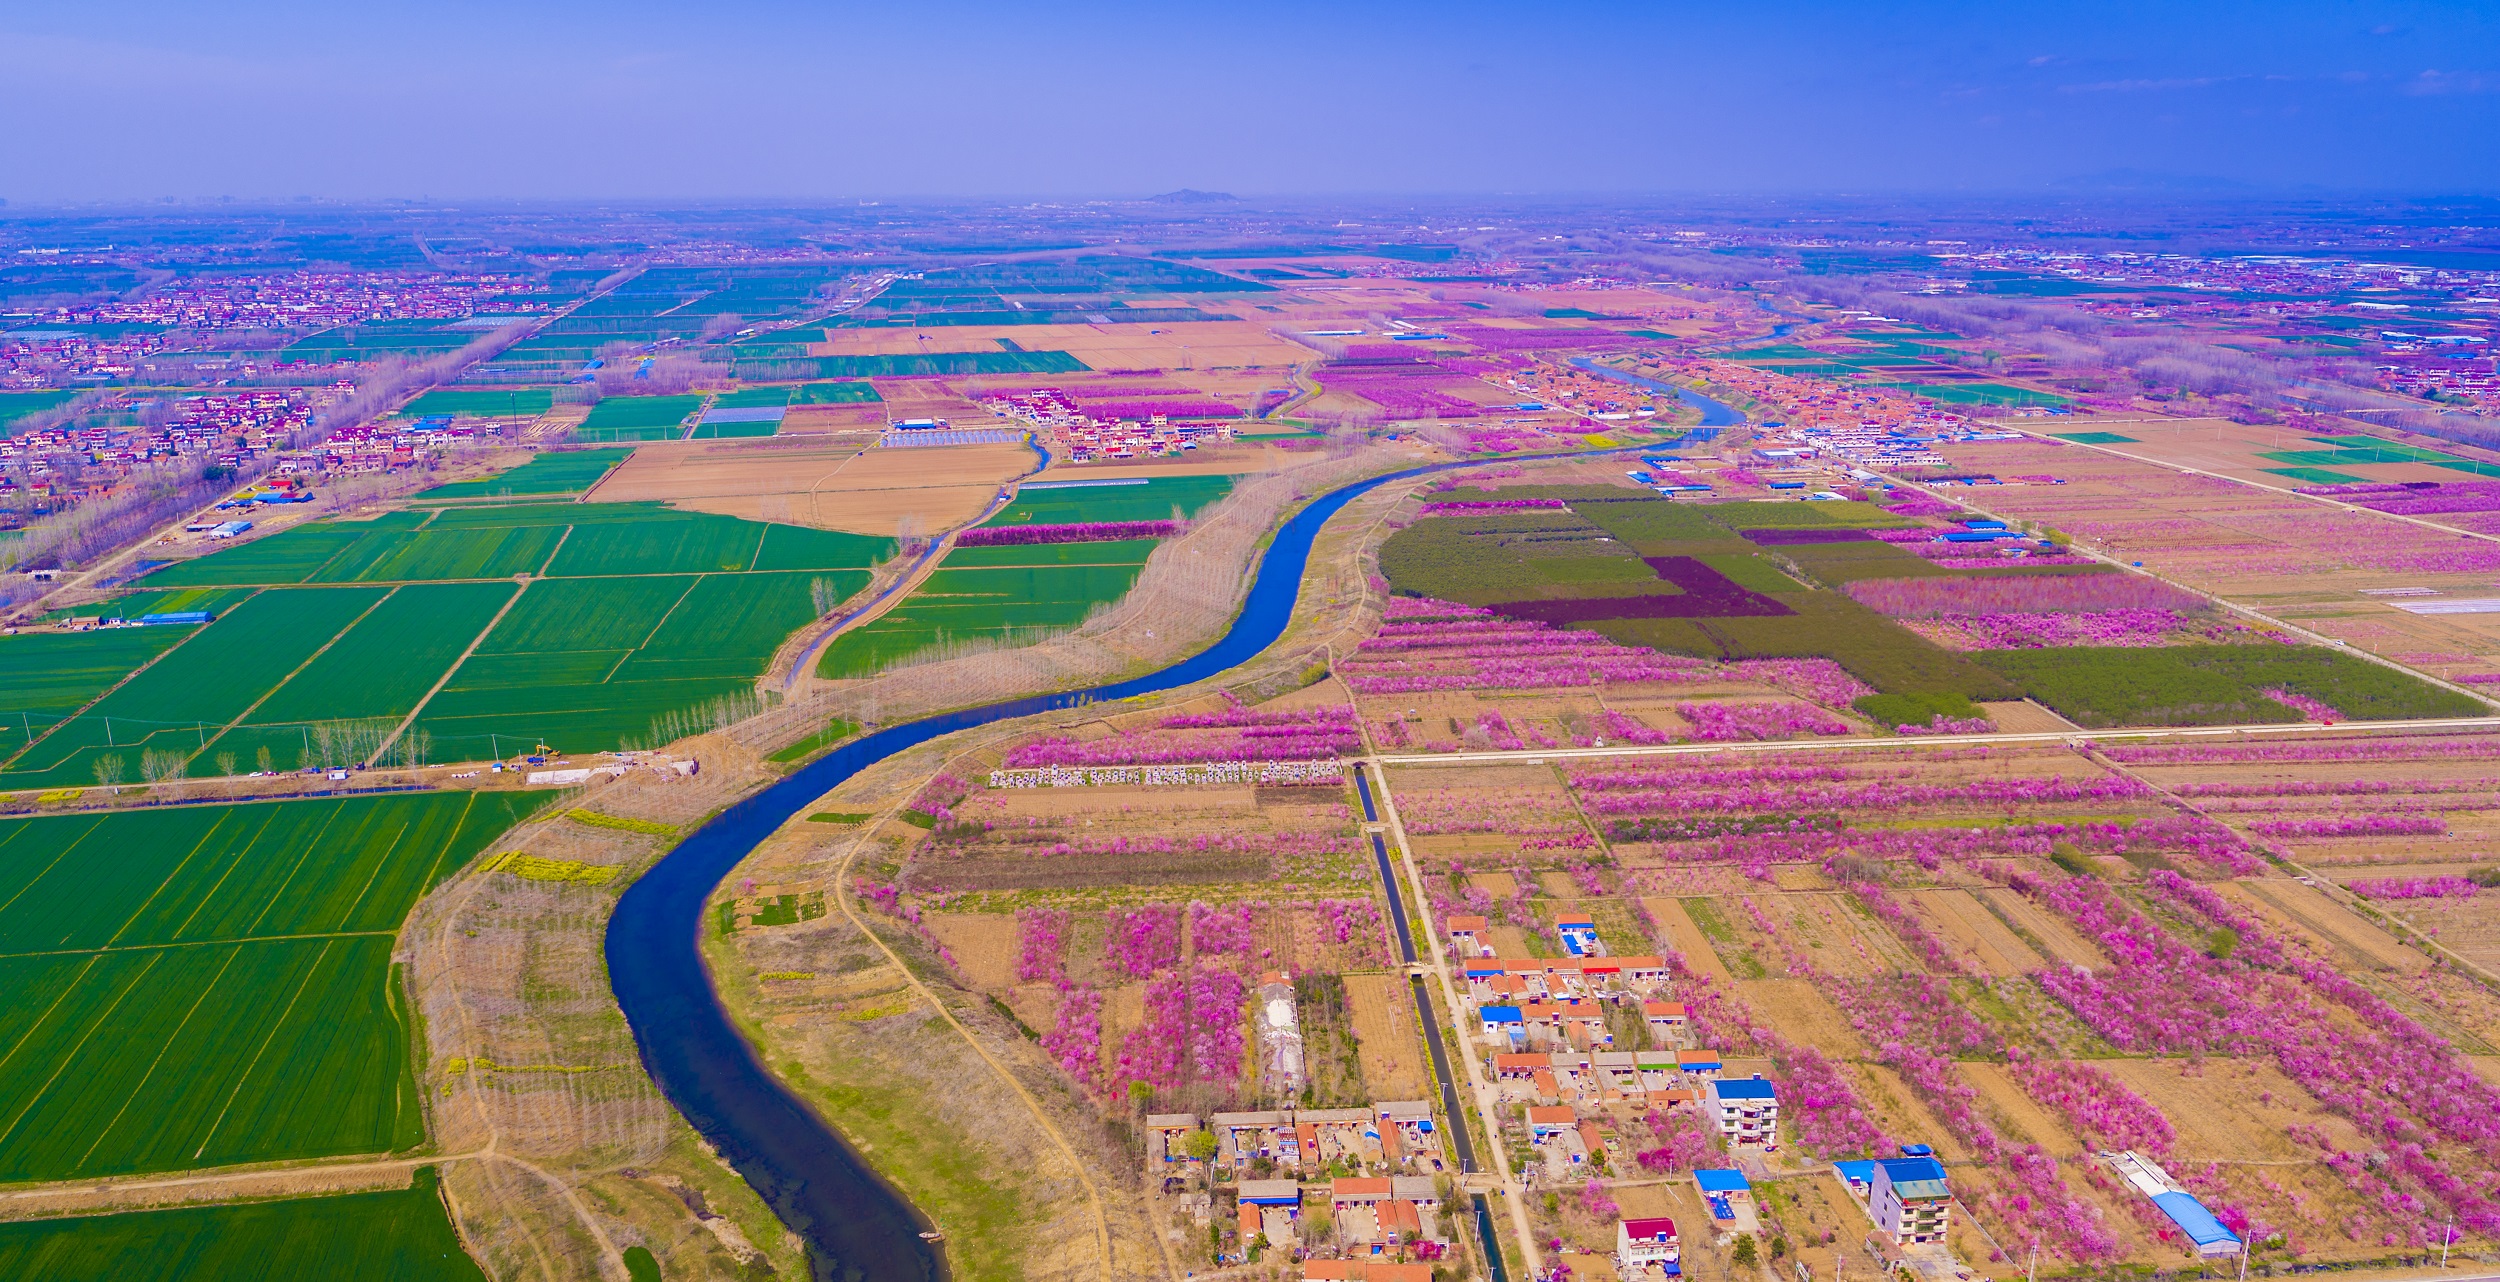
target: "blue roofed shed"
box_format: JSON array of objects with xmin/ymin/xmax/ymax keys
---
[{"xmin": 2151, "ymin": 1192, "xmax": 2243, "ymax": 1257}]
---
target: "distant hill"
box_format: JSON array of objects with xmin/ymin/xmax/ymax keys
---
[{"xmin": 1146, "ymin": 189, "xmax": 1241, "ymax": 205}]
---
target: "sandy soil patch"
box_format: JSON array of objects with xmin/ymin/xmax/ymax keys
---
[
  {"xmin": 2100, "ymin": 1056, "xmax": 2363, "ymax": 1161},
  {"xmin": 1736, "ymin": 978, "xmax": 1867, "ymax": 1059},
  {"xmin": 1959, "ymin": 1061, "xmax": 2084, "ymax": 1156},
  {"xmin": 1981, "ymin": 699, "xmax": 2077, "ymax": 733},
  {"xmin": 1346, "ymin": 973, "xmax": 1427, "ymax": 1098},
  {"xmin": 1974, "ymin": 887, "xmax": 2105, "ymax": 965},
  {"xmin": 2229, "ymin": 878, "xmax": 2427, "ymax": 973},
  {"xmin": 926, "ymin": 912, "xmax": 1019, "ymax": 990},
  {"xmin": 1643, "ymin": 898, "xmax": 1730, "ymax": 980},
  {"xmin": 1915, "ymin": 888, "xmax": 2047, "ymax": 976},
  {"xmin": 590, "ymin": 437, "xmax": 1030, "ymax": 535},
  {"xmin": 1850, "ymin": 1063, "xmax": 1974, "ymax": 1161}
]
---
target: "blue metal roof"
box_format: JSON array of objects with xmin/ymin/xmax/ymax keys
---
[
  {"xmin": 2151, "ymin": 1192, "xmax": 2241, "ymax": 1248},
  {"xmin": 1694, "ymin": 1169, "xmax": 1751, "ymax": 1193},
  {"xmin": 1832, "ymin": 1159, "xmax": 1876, "ymax": 1186},
  {"xmin": 1480, "ymin": 1005, "xmax": 1522, "ymax": 1022},
  {"xmin": 1880, "ymin": 1156, "xmax": 1949, "ymax": 1184},
  {"xmin": 1714, "ymin": 1078, "xmax": 1776, "ymax": 1100}
]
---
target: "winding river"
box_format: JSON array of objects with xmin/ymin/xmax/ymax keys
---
[{"xmin": 606, "ymin": 389, "xmax": 1744, "ymax": 1282}]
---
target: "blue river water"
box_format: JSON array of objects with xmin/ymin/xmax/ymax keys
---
[{"xmin": 606, "ymin": 395, "xmax": 1743, "ymax": 1282}]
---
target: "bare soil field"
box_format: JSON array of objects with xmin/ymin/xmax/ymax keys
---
[
  {"xmin": 1736, "ymin": 977, "xmax": 1868, "ymax": 1059},
  {"xmin": 1345, "ymin": 973, "xmax": 1427, "ymax": 1099},
  {"xmin": 2225, "ymin": 878, "xmax": 2427, "ymax": 973},
  {"xmin": 926, "ymin": 912, "xmax": 1019, "ymax": 990},
  {"xmin": 1972, "ymin": 886, "xmax": 2106, "ymax": 965},
  {"xmin": 1979, "ymin": 699, "xmax": 2076, "ymax": 732},
  {"xmin": 1959, "ymin": 1061, "xmax": 2082, "ymax": 1155},
  {"xmin": 2100, "ymin": 1056, "xmax": 2364, "ymax": 1160},
  {"xmin": 589, "ymin": 437, "xmax": 1029, "ymax": 534},
  {"xmin": 1642, "ymin": 898, "xmax": 1732, "ymax": 980},
  {"xmin": 1914, "ymin": 888, "xmax": 2047, "ymax": 976}
]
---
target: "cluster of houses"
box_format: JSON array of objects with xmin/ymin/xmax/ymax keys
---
[
  {"xmin": 978, "ymin": 386, "xmax": 1239, "ymax": 462},
  {"xmin": 1149, "ymin": 1102, "xmax": 1446, "ymax": 1179},
  {"xmin": 1149, "ymin": 1109, "xmax": 1454, "ymax": 1263},
  {"xmin": 27, "ymin": 270, "xmax": 531, "ymax": 334}
]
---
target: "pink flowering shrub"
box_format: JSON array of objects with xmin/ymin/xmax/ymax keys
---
[
  {"xmin": 1845, "ymin": 574, "xmax": 2203, "ymax": 617},
  {"xmin": 1894, "ymin": 713, "xmax": 1996, "ymax": 735},
  {"xmin": 1043, "ymin": 982, "xmax": 1103, "ymax": 1087},
  {"xmin": 1015, "ymin": 907, "xmax": 1070, "ymax": 982},
  {"xmin": 1104, "ymin": 904, "xmax": 1182, "ymax": 978},
  {"xmin": 2348, "ymin": 875, "xmax": 2479, "ymax": 900},
  {"xmin": 1599, "ymin": 709, "xmax": 1670, "ymax": 746},
  {"xmin": 2260, "ymin": 687, "xmax": 2340, "ymax": 722},
  {"xmin": 959, "ymin": 520, "xmax": 1179, "ymax": 547},
  {"xmin": 2247, "ymin": 814, "xmax": 2446, "ymax": 839},
  {"xmin": 1004, "ymin": 704, "xmax": 1361, "ymax": 767},
  {"xmin": 1187, "ymin": 900, "xmax": 1259, "ymax": 955},
  {"xmin": 1725, "ymin": 657, "xmax": 1877, "ymax": 709},
  {"xmin": 2003, "ymin": 1050, "xmax": 2175, "ymax": 1155},
  {"xmin": 1675, "ymin": 701, "xmax": 1852, "ymax": 742}
]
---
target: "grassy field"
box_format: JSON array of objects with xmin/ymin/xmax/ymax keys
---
[
  {"xmin": 793, "ymin": 379, "xmax": 880, "ymax": 404},
  {"xmin": 816, "ymin": 540, "xmax": 1156, "ymax": 678},
  {"xmin": 6, "ymin": 501, "xmax": 893, "ymax": 775},
  {"xmin": 0, "ymin": 1166, "xmax": 485, "ymax": 1280},
  {"xmin": 574, "ymin": 394, "xmax": 701, "ymax": 443},
  {"xmin": 1977, "ymin": 645, "xmax": 2481, "ymax": 727},
  {"xmin": 0, "ymin": 390, "xmax": 74, "ymax": 436},
  {"xmin": 2, "ymin": 588, "xmax": 391, "ymax": 785},
  {"xmin": 421, "ymin": 447, "xmax": 634, "ymax": 499},
  {"xmin": 0, "ymin": 794, "xmax": 542, "ymax": 1182},
  {"xmin": 396, "ymin": 388, "xmax": 555, "ymax": 418},
  {"xmin": 982, "ymin": 474, "xmax": 1235, "ymax": 526}
]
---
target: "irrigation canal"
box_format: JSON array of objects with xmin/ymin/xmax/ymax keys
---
[{"xmin": 607, "ymin": 390, "xmax": 1745, "ymax": 1282}]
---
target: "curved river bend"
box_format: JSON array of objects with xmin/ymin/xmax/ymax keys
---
[{"xmin": 607, "ymin": 394, "xmax": 1742, "ymax": 1282}]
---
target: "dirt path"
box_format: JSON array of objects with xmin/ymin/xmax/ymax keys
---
[
  {"xmin": 425, "ymin": 799, "xmax": 628, "ymax": 1281},
  {"xmin": 822, "ymin": 760, "xmax": 1127, "ymax": 1282},
  {"xmin": 374, "ymin": 575, "xmax": 535, "ymax": 762}
]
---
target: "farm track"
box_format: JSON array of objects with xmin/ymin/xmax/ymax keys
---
[
  {"xmin": 821, "ymin": 770, "xmax": 1121, "ymax": 1282},
  {"xmin": 372, "ymin": 576, "xmax": 536, "ymax": 762}
]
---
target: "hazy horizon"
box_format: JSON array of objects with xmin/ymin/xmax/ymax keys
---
[{"xmin": 6, "ymin": 0, "xmax": 2497, "ymax": 202}]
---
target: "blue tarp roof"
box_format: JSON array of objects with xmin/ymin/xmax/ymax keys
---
[
  {"xmin": 1695, "ymin": 1169, "xmax": 1751, "ymax": 1193},
  {"xmin": 2151, "ymin": 1192, "xmax": 2241, "ymax": 1248}
]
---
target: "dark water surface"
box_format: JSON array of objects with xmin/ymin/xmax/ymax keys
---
[{"xmin": 606, "ymin": 401, "xmax": 1742, "ymax": 1282}]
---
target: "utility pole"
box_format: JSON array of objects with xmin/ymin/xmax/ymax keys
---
[
  {"xmin": 2441, "ymin": 1220, "xmax": 2452, "ymax": 1269},
  {"xmin": 2028, "ymin": 1243, "xmax": 2038, "ymax": 1282}
]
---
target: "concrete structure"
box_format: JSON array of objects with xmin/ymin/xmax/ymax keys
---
[
  {"xmin": 1615, "ymin": 1216, "xmax": 1681, "ymax": 1279},
  {"xmin": 1703, "ymin": 1076, "xmax": 1777, "ymax": 1149},
  {"xmin": 1870, "ymin": 1155, "xmax": 1952, "ymax": 1245}
]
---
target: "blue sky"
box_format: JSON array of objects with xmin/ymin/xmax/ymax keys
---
[{"xmin": 2, "ymin": 0, "xmax": 2495, "ymax": 200}]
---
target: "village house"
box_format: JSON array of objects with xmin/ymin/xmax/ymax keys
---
[
  {"xmin": 1238, "ymin": 1178, "xmax": 1302, "ymax": 1249},
  {"xmin": 1374, "ymin": 1101, "xmax": 1438, "ymax": 1170},
  {"xmin": 1146, "ymin": 1114, "xmax": 1201, "ymax": 1167},
  {"xmin": 1702, "ymin": 1076, "xmax": 1778, "ymax": 1149},
  {"xmin": 1870, "ymin": 1154, "xmax": 1952, "ymax": 1245},
  {"xmin": 1615, "ymin": 1216, "xmax": 1681, "ymax": 1280}
]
